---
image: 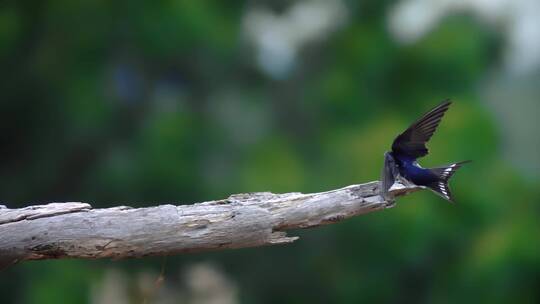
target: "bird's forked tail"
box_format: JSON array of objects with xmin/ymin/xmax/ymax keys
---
[{"xmin": 426, "ymin": 161, "xmax": 470, "ymax": 202}]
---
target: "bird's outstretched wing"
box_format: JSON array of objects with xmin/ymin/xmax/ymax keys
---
[{"xmin": 391, "ymin": 100, "xmax": 451, "ymax": 158}]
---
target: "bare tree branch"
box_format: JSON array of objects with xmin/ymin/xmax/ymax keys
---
[{"xmin": 0, "ymin": 181, "xmax": 418, "ymax": 267}]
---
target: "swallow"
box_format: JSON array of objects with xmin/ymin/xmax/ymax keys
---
[{"xmin": 381, "ymin": 100, "xmax": 470, "ymax": 202}]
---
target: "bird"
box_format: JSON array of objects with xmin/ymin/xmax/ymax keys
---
[{"xmin": 381, "ymin": 100, "xmax": 470, "ymax": 202}]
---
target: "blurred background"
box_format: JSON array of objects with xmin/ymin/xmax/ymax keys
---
[{"xmin": 0, "ymin": 0, "xmax": 539, "ymax": 303}]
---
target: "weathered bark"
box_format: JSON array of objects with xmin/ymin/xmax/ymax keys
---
[{"xmin": 0, "ymin": 181, "xmax": 418, "ymax": 267}]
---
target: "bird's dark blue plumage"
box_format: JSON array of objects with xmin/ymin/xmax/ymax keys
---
[{"xmin": 381, "ymin": 100, "xmax": 469, "ymax": 202}]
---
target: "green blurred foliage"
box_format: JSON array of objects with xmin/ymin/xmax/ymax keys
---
[{"xmin": 0, "ymin": 1, "xmax": 538, "ymax": 304}]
